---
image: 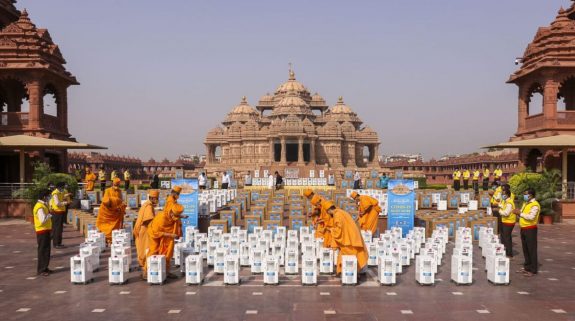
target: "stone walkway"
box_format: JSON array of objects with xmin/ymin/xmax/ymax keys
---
[{"xmin": 0, "ymin": 220, "xmax": 574, "ymax": 321}]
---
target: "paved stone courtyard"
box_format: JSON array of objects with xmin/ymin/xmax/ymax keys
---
[{"xmin": 1, "ymin": 220, "xmax": 574, "ymax": 321}]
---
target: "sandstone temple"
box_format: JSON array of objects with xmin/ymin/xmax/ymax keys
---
[{"xmin": 204, "ymin": 70, "xmax": 381, "ymax": 177}]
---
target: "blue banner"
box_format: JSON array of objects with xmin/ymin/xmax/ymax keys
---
[
  {"xmin": 171, "ymin": 178, "xmax": 199, "ymax": 235},
  {"xmin": 387, "ymin": 179, "xmax": 415, "ymax": 237}
]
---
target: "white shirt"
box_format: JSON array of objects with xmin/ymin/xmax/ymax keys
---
[
  {"xmin": 521, "ymin": 199, "xmax": 540, "ymax": 221},
  {"xmin": 268, "ymin": 175, "xmax": 274, "ymax": 188},
  {"xmin": 37, "ymin": 200, "xmax": 51, "ymax": 225},
  {"xmin": 354, "ymin": 172, "xmax": 361, "ymax": 181},
  {"xmin": 499, "ymin": 201, "xmax": 513, "ymax": 217},
  {"xmin": 198, "ymin": 175, "xmax": 207, "ymax": 186},
  {"xmin": 222, "ymin": 174, "xmax": 230, "ymax": 184}
]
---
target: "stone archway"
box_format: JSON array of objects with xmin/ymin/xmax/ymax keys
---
[{"xmin": 526, "ymin": 148, "xmax": 543, "ymax": 172}]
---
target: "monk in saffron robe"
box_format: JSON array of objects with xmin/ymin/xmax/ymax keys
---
[
  {"xmin": 146, "ymin": 203, "xmax": 186, "ymax": 279},
  {"xmin": 351, "ymin": 191, "xmax": 382, "ymax": 235},
  {"xmin": 96, "ymin": 177, "xmax": 126, "ymax": 244},
  {"xmin": 323, "ymin": 201, "xmax": 368, "ymax": 275},
  {"xmin": 84, "ymin": 168, "xmax": 97, "ymax": 192},
  {"xmin": 133, "ymin": 189, "xmax": 159, "ymax": 277},
  {"xmin": 308, "ymin": 194, "xmax": 336, "ymax": 248},
  {"xmin": 303, "ymin": 189, "xmax": 324, "ymax": 238},
  {"xmin": 165, "ymin": 186, "xmax": 183, "ymax": 239}
]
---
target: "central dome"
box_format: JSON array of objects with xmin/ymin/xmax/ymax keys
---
[
  {"xmin": 271, "ymin": 90, "xmax": 314, "ymax": 117},
  {"xmin": 275, "ymin": 70, "xmax": 309, "ymax": 95}
]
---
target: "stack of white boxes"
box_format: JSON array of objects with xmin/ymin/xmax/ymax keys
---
[
  {"xmin": 147, "ymin": 255, "xmax": 167, "ymax": 285},
  {"xmin": 479, "ymin": 227, "xmax": 510, "ymax": 285},
  {"xmin": 451, "ymin": 227, "xmax": 473, "ymax": 285}
]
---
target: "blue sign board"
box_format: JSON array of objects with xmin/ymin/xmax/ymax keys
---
[
  {"xmin": 387, "ymin": 179, "xmax": 415, "ymax": 237},
  {"xmin": 171, "ymin": 178, "xmax": 199, "ymax": 235}
]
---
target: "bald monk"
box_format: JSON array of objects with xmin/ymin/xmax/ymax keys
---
[
  {"xmin": 96, "ymin": 177, "xmax": 126, "ymax": 244},
  {"xmin": 323, "ymin": 201, "xmax": 368, "ymax": 275},
  {"xmin": 146, "ymin": 203, "xmax": 187, "ymax": 279},
  {"xmin": 351, "ymin": 191, "xmax": 382, "ymax": 235},
  {"xmin": 84, "ymin": 168, "xmax": 97, "ymax": 192},
  {"xmin": 165, "ymin": 186, "xmax": 183, "ymax": 239},
  {"xmin": 134, "ymin": 189, "xmax": 159, "ymax": 277}
]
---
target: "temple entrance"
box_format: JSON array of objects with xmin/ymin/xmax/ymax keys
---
[
  {"xmin": 303, "ymin": 143, "xmax": 310, "ymax": 162},
  {"xmin": 526, "ymin": 149, "xmax": 542, "ymax": 172},
  {"xmin": 274, "ymin": 143, "xmax": 281, "ymax": 162},
  {"xmin": 569, "ymin": 153, "xmax": 575, "ymax": 181},
  {"xmin": 0, "ymin": 153, "xmax": 19, "ymax": 182},
  {"xmin": 286, "ymin": 143, "xmax": 298, "ymax": 162}
]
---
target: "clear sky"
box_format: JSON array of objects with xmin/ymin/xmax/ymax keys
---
[{"xmin": 17, "ymin": 0, "xmax": 571, "ymax": 161}]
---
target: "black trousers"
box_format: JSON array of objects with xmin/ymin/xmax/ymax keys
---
[
  {"xmin": 353, "ymin": 181, "xmax": 360, "ymax": 189},
  {"xmin": 472, "ymin": 181, "xmax": 479, "ymax": 193},
  {"xmin": 482, "ymin": 179, "xmax": 489, "ymax": 191},
  {"xmin": 51, "ymin": 213, "xmax": 65, "ymax": 246},
  {"xmin": 100, "ymin": 181, "xmax": 106, "ymax": 191},
  {"xmin": 453, "ymin": 180, "xmax": 460, "ymax": 191},
  {"xmin": 463, "ymin": 180, "xmax": 469, "ymax": 190},
  {"xmin": 37, "ymin": 232, "xmax": 51, "ymax": 274},
  {"xmin": 221, "ymin": 183, "xmax": 229, "ymax": 189},
  {"xmin": 125, "ymin": 180, "xmax": 130, "ymax": 191},
  {"xmin": 501, "ymin": 224, "xmax": 515, "ymax": 257},
  {"xmin": 521, "ymin": 228, "xmax": 538, "ymax": 274}
]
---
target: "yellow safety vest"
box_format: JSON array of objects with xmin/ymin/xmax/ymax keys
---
[
  {"xmin": 124, "ymin": 171, "xmax": 130, "ymax": 180},
  {"xmin": 453, "ymin": 171, "xmax": 461, "ymax": 180},
  {"xmin": 483, "ymin": 169, "xmax": 490, "ymax": 178},
  {"xmin": 519, "ymin": 200, "xmax": 540, "ymax": 229},
  {"xmin": 98, "ymin": 170, "xmax": 106, "ymax": 181},
  {"xmin": 499, "ymin": 197, "xmax": 516, "ymax": 224},
  {"xmin": 33, "ymin": 202, "xmax": 52, "ymax": 232},
  {"xmin": 463, "ymin": 171, "xmax": 470, "ymax": 179},
  {"xmin": 490, "ymin": 186, "xmax": 502, "ymax": 205},
  {"xmin": 494, "ymin": 169, "xmax": 502, "ymax": 178},
  {"xmin": 49, "ymin": 189, "xmax": 66, "ymax": 213},
  {"xmin": 473, "ymin": 171, "xmax": 480, "ymax": 180},
  {"xmin": 111, "ymin": 171, "xmax": 118, "ymax": 180}
]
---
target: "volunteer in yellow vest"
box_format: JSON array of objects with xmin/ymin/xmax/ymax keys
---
[
  {"xmin": 33, "ymin": 189, "xmax": 53, "ymax": 276},
  {"xmin": 462, "ymin": 168, "xmax": 471, "ymax": 190},
  {"xmin": 123, "ymin": 169, "xmax": 131, "ymax": 191},
  {"xmin": 482, "ymin": 167, "xmax": 491, "ymax": 191},
  {"xmin": 323, "ymin": 201, "xmax": 368, "ymax": 276},
  {"xmin": 351, "ymin": 191, "xmax": 381, "ymax": 235},
  {"xmin": 494, "ymin": 167, "xmax": 503, "ymax": 182},
  {"xmin": 98, "ymin": 167, "xmax": 106, "ymax": 191},
  {"xmin": 513, "ymin": 188, "xmax": 540, "ymax": 277},
  {"xmin": 111, "ymin": 170, "xmax": 118, "ymax": 181},
  {"xmin": 489, "ymin": 181, "xmax": 503, "ymax": 235},
  {"xmin": 498, "ymin": 187, "xmax": 516, "ymax": 258},
  {"xmin": 96, "ymin": 177, "xmax": 126, "ymax": 244},
  {"xmin": 452, "ymin": 168, "xmax": 461, "ymax": 191},
  {"xmin": 134, "ymin": 189, "xmax": 159, "ymax": 279},
  {"xmin": 84, "ymin": 167, "xmax": 97, "ymax": 192},
  {"xmin": 472, "ymin": 169, "xmax": 480, "ymax": 193},
  {"xmin": 49, "ymin": 182, "xmax": 69, "ymax": 249}
]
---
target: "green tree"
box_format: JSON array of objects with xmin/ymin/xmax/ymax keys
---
[
  {"xmin": 13, "ymin": 161, "xmax": 78, "ymax": 204},
  {"xmin": 508, "ymin": 169, "xmax": 562, "ymax": 217}
]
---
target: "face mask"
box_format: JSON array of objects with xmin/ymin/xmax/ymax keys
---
[
  {"xmin": 523, "ymin": 195, "xmax": 529, "ymax": 202},
  {"xmin": 502, "ymin": 195, "xmax": 508, "ymax": 200}
]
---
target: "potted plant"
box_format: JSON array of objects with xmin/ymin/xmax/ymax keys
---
[{"xmin": 508, "ymin": 169, "xmax": 562, "ymax": 224}]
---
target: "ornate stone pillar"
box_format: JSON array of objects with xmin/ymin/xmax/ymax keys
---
[
  {"xmin": 27, "ymin": 80, "xmax": 42, "ymax": 130},
  {"xmin": 58, "ymin": 86, "xmax": 68, "ymax": 133},
  {"xmin": 310, "ymin": 139, "xmax": 316, "ymax": 164},
  {"xmin": 280, "ymin": 137, "xmax": 287, "ymax": 164},
  {"xmin": 518, "ymin": 87, "xmax": 528, "ymax": 133},
  {"xmin": 297, "ymin": 137, "xmax": 304, "ymax": 165},
  {"xmin": 348, "ymin": 142, "xmax": 356, "ymax": 167},
  {"xmin": 269, "ymin": 138, "xmax": 275, "ymax": 164},
  {"xmin": 370, "ymin": 145, "xmax": 380, "ymax": 166},
  {"xmin": 543, "ymin": 77, "xmax": 558, "ymax": 127},
  {"xmin": 205, "ymin": 145, "xmax": 211, "ymax": 164}
]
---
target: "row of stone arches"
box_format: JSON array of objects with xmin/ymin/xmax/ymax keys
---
[
  {"xmin": 0, "ymin": 77, "xmax": 60, "ymax": 117},
  {"xmin": 525, "ymin": 77, "xmax": 575, "ymax": 115}
]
